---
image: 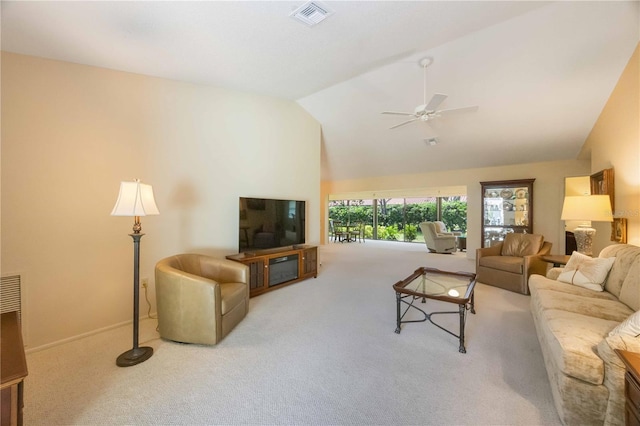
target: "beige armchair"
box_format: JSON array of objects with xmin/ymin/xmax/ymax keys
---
[
  {"xmin": 475, "ymin": 233, "xmax": 551, "ymax": 295},
  {"xmin": 155, "ymin": 254, "xmax": 249, "ymax": 345},
  {"xmin": 419, "ymin": 222, "xmax": 457, "ymax": 254}
]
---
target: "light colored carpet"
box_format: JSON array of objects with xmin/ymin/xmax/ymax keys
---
[{"xmin": 24, "ymin": 241, "xmax": 560, "ymax": 425}]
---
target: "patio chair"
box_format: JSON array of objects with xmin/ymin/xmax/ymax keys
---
[
  {"xmin": 329, "ymin": 220, "xmax": 347, "ymax": 242},
  {"xmin": 349, "ymin": 223, "xmax": 364, "ymax": 242}
]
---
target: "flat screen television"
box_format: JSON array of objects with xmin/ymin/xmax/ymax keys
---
[{"xmin": 239, "ymin": 197, "xmax": 306, "ymax": 252}]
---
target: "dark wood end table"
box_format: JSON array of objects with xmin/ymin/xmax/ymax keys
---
[
  {"xmin": 541, "ymin": 254, "xmax": 571, "ymax": 267},
  {"xmin": 1, "ymin": 311, "xmax": 28, "ymax": 426},
  {"xmin": 616, "ymin": 349, "xmax": 640, "ymax": 426}
]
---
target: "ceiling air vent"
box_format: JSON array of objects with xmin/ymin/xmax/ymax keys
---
[{"xmin": 290, "ymin": 1, "xmax": 335, "ymax": 27}]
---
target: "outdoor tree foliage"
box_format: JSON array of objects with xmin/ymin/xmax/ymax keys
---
[{"xmin": 329, "ymin": 197, "xmax": 467, "ymax": 242}]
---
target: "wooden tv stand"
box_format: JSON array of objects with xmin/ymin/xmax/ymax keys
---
[{"xmin": 226, "ymin": 245, "xmax": 318, "ymax": 297}]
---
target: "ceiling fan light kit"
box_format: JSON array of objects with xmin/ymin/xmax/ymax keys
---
[{"xmin": 381, "ymin": 57, "xmax": 478, "ymax": 130}]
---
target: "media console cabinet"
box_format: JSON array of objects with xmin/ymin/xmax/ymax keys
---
[{"xmin": 226, "ymin": 245, "xmax": 317, "ymax": 297}]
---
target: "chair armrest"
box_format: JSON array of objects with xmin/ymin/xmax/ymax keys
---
[
  {"xmin": 434, "ymin": 234, "xmax": 456, "ymax": 240},
  {"xmin": 476, "ymin": 243, "xmax": 503, "ymax": 259},
  {"xmin": 523, "ymin": 242, "xmax": 553, "ymax": 277},
  {"xmin": 538, "ymin": 241, "xmax": 552, "ymax": 255},
  {"xmin": 523, "ymin": 255, "xmax": 550, "ymax": 277}
]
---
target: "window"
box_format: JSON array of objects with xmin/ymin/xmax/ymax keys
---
[{"xmin": 328, "ymin": 196, "xmax": 466, "ymax": 243}]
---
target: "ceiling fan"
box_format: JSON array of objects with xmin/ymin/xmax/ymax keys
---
[{"xmin": 382, "ymin": 57, "xmax": 478, "ymax": 130}]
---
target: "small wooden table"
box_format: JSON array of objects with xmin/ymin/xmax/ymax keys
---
[
  {"xmin": 541, "ymin": 254, "xmax": 571, "ymax": 267},
  {"xmin": 616, "ymin": 349, "xmax": 640, "ymax": 426},
  {"xmin": 1, "ymin": 311, "xmax": 28, "ymax": 426}
]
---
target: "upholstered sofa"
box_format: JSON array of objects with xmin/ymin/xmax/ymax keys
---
[
  {"xmin": 419, "ymin": 221, "xmax": 457, "ymax": 254},
  {"xmin": 155, "ymin": 254, "xmax": 249, "ymax": 345},
  {"xmin": 476, "ymin": 233, "xmax": 551, "ymax": 294},
  {"xmin": 529, "ymin": 243, "xmax": 640, "ymax": 425}
]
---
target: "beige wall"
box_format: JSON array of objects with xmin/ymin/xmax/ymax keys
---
[
  {"xmin": 581, "ymin": 44, "xmax": 640, "ymax": 250},
  {"xmin": 1, "ymin": 53, "xmax": 321, "ymax": 350},
  {"xmin": 322, "ymin": 159, "xmax": 591, "ymax": 256}
]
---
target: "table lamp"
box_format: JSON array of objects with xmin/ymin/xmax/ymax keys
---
[
  {"xmin": 561, "ymin": 195, "xmax": 612, "ymax": 256},
  {"xmin": 111, "ymin": 179, "xmax": 159, "ymax": 367}
]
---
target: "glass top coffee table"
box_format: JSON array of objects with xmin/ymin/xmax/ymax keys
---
[{"xmin": 393, "ymin": 267, "xmax": 477, "ymax": 353}]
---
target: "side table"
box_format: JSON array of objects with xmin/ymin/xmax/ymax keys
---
[
  {"xmin": 541, "ymin": 254, "xmax": 571, "ymax": 267},
  {"xmin": 1, "ymin": 311, "xmax": 28, "ymax": 426},
  {"xmin": 616, "ymin": 349, "xmax": 640, "ymax": 426},
  {"xmin": 456, "ymin": 236, "xmax": 467, "ymax": 252}
]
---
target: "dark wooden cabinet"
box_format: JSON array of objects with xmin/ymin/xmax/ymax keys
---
[
  {"xmin": 480, "ymin": 179, "xmax": 535, "ymax": 247},
  {"xmin": 227, "ymin": 245, "xmax": 318, "ymax": 297},
  {"xmin": 617, "ymin": 349, "xmax": 640, "ymax": 426},
  {"xmin": 302, "ymin": 246, "xmax": 318, "ymax": 277}
]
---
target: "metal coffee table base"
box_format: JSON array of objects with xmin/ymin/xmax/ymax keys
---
[{"xmin": 395, "ymin": 293, "xmax": 476, "ymax": 353}]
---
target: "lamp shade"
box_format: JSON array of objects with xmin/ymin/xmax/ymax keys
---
[
  {"xmin": 111, "ymin": 180, "xmax": 160, "ymax": 217},
  {"xmin": 561, "ymin": 195, "xmax": 613, "ymax": 222}
]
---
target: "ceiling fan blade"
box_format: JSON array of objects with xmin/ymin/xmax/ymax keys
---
[
  {"xmin": 389, "ymin": 118, "xmax": 418, "ymax": 129},
  {"xmin": 425, "ymin": 93, "xmax": 447, "ymax": 112},
  {"xmin": 436, "ymin": 105, "xmax": 479, "ymax": 116},
  {"xmin": 381, "ymin": 111, "xmax": 416, "ymax": 116}
]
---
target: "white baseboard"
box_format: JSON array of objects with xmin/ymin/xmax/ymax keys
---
[{"xmin": 25, "ymin": 313, "xmax": 157, "ymax": 354}]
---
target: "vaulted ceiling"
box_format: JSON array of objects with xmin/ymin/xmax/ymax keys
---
[{"xmin": 2, "ymin": 1, "xmax": 638, "ymax": 181}]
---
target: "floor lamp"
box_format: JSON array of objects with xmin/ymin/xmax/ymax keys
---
[
  {"xmin": 111, "ymin": 179, "xmax": 159, "ymax": 367},
  {"xmin": 561, "ymin": 194, "xmax": 613, "ymax": 256}
]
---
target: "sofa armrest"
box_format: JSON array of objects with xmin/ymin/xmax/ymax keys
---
[
  {"xmin": 546, "ymin": 267, "xmax": 564, "ymax": 280},
  {"xmin": 597, "ymin": 333, "xmax": 640, "ymax": 423}
]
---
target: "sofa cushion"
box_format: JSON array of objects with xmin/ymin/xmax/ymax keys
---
[
  {"xmin": 501, "ymin": 233, "xmax": 543, "ymax": 257},
  {"xmin": 529, "ymin": 275, "xmax": 619, "ymax": 301},
  {"xmin": 608, "ymin": 310, "xmax": 640, "ymax": 337},
  {"xmin": 557, "ymin": 252, "xmax": 615, "ymax": 292},
  {"xmin": 536, "ymin": 308, "xmax": 618, "ymax": 385},
  {"xmin": 533, "ymin": 288, "xmax": 633, "ymax": 323},
  {"xmin": 478, "ymin": 255, "xmax": 523, "ymax": 274}
]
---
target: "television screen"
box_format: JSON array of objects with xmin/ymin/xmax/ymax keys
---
[{"xmin": 239, "ymin": 197, "xmax": 306, "ymax": 252}]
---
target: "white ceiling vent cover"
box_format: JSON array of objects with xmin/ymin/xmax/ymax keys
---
[{"xmin": 290, "ymin": 1, "xmax": 335, "ymax": 27}]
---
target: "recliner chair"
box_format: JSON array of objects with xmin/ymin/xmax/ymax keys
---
[
  {"xmin": 419, "ymin": 221, "xmax": 457, "ymax": 254},
  {"xmin": 475, "ymin": 233, "xmax": 551, "ymax": 295},
  {"xmin": 155, "ymin": 254, "xmax": 249, "ymax": 345}
]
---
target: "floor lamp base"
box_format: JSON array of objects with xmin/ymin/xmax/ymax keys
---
[{"xmin": 116, "ymin": 346, "xmax": 153, "ymax": 367}]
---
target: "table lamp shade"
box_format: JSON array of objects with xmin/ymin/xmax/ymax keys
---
[
  {"xmin": 561, "ymin": 195, "xmax": 613, "ymax": 222},
  {"xmin": 111, "ymin": 180, "xmax": 159, "ymax": 217}
]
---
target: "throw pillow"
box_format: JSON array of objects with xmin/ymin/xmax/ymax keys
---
[
  {"xmin": 557, "ymin": 251, "xmax": 615, "ymax": 291},
  {"xmin": 608, "ymin": 310, "xmax": 640, "ymax": 337}
]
